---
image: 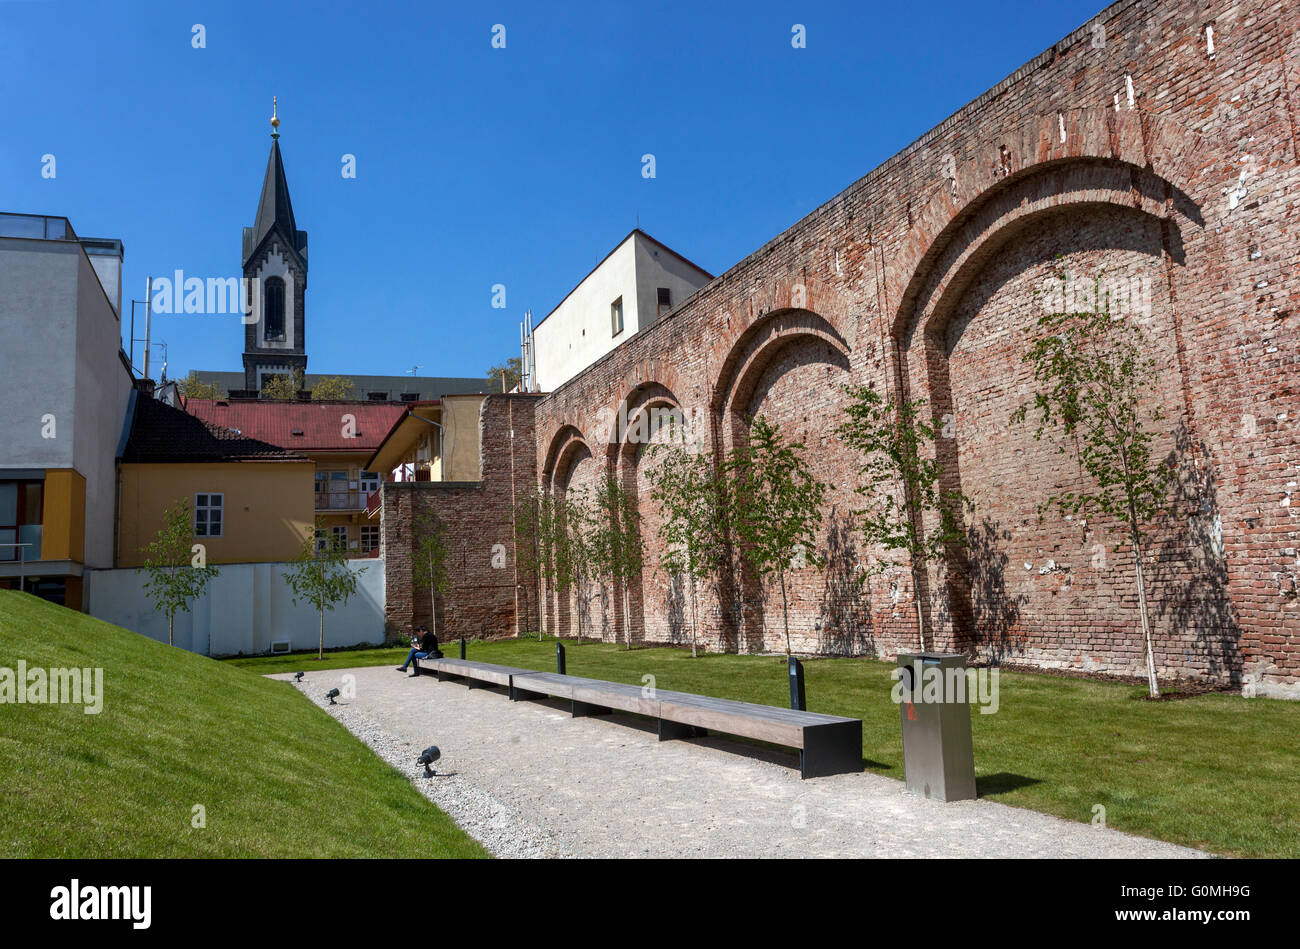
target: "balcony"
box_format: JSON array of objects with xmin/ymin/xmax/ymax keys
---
[{"xmin": 315, "ymin": 491, "xmax": 374, "ymax": 512}]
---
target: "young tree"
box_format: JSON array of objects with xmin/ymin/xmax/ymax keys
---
[
  {"xmin": 177, "ymin": 371, "xmax": 225, "ymax": 400},
  {"xmin": 557, "ymin": 489, "xmax": 595, "ymax": 643},
  {"xmin": 139, "ymin": 498, "xmax": 220, "ymax": 647},
  {"xmin": 586, "ymin": 476, "xmax": 644, "ymax": 650},
  {"xmin": 282, "ymin": 525, "xmax": 366, "ymax": 660},
  {"xmin": 261, "ymin": 368, "xmax": 304, "ymax": 400},
  {"xmin": 646, "ymin": 443, "xmax": 727, "ymax": 657},
  {"xmin": 837, "ymin": 386, "xmax": 970, "ymax": 652},
  {"xmin": 411, "ymin": 508, "xmax": 451, "ymax": 638},
  {"xmin": 1011, "ymin": 271, "xmax": 1173, "ymax": 698},
  {"xmin": 310, "ymin": 375, "xmax": 356, "ymax": 400},
  {"xmin": 722, "ymin": 415, "xmax": 828, "ymax": 657}
]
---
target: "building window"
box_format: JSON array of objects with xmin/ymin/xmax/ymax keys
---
[
  {"xmin": 361, "ymin": 525, "xmax": 379, "ymax": 552},
  {"xmin": 195, "ymin": 493, "xmax": 223, "ymax": 538},
  {"xmin": 314, "ymin": 528, "xmax": 328, "ymax": 553},
  {"xmin": 332, "ymin": 525, "xmax": 349, "ymax": 551},
  {"xmin": 657, "ymin": 287, "xmax": 672, "ymax": 319},
  {"xmin": 263, "ymin": 277, "xmax": 286, "ymax": 341},
  {"xmin": 400, "ymin": 392, "xmax": 419, "ymax": 402},
  {"xmin": 0, "ymin": 480, "xmax": 43, "ymax": 562},
  {"xmin": 611, "ymin": 296, "xmax": 624, "ymax": 337},
  {"xmin": 367, "ymin": 391, "xmax": 389, "ymax": 401}
]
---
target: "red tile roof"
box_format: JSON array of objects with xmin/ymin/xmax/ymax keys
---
[
  {"xmin": 184, "ymin": 398, "xmax": 409, "ymax": 452},
  {"xmin": 123, "ymin": 396, "xmax": 307, "ymax": 463}
]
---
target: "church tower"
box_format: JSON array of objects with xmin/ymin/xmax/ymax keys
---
[{"xmin": 242, "ymin": 98, "xmax": 308, "ymax": 392}]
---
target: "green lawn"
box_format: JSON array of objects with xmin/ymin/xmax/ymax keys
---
[
  {"xmin": 232, "ymin": 634, "xmax": 1300, "ymax": 858},
  {"xmin": 0, "ymin": 592, "xmax": 486, "ymax": 858}
]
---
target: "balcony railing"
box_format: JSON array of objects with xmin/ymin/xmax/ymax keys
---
[{"xmin": 315, "ymin": 491, "xmax": 375, "ymax": 512}]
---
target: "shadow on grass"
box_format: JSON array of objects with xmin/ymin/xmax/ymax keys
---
[{"xmin": 976, "ymin": 772, "xmax": 1041, "ymax": 797}]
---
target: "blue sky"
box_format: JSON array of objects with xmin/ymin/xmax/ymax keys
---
[{"xmin": 1, "ymin": 0, "xmax": 1107, "ymax": 381}]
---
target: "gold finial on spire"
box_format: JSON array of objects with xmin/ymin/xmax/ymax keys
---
[{"xmin": 270, "ymin": 96, "xmax": 280, "ymax": 139}]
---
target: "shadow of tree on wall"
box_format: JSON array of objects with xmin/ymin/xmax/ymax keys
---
[
  {"xmin": 965, "ymin": 516, "xmax": 1027, "ymax": 663},
  {"xmin": 817, "ymin": 509, "xmax": 876, "ymax": 656},
  {"xmin": 1149, "ymin": 424, "xmax": 1243, "ymax": 683}
]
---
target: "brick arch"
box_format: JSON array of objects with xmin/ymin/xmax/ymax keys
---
[
  {"xmin": 542, "ymin": 424, "xmax": 592, "ymax": 495},
  {"xmin": 882, "ymin": 139, "xmax": 1212, "ymax": 657},
  {"xmin": 887, "ymin": 107, "xmax": 1213, "ymax": 344},
  {"xmin": 711, "ymin": 307, "xmax": 852, "ymax": 451}
]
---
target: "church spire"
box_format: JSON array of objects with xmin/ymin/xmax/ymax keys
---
[{"xmin": 243, "ymin": 98, "xmax": 304, "ymax": 270}]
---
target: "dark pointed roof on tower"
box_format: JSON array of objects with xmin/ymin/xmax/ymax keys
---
[{"xmin": 242, "ymin": 112, "xmax": 308, "ymax": 270}]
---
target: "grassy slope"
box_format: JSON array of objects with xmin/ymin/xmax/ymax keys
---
[
  {"xmin": 0, "ymin": 592, "xmax": 486, "ymax": 858},
  {"xmin": 232, "ymin": 636, "xmax": 1300, "ymax": 858}
]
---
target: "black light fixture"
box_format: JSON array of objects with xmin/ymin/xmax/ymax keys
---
[
  {"xmin": 326, "ymin": 688, "xmax": 340, "ymax": 704},
  {"xmin": 293, "ymin": 671, "xmax": 304, "ymax": 682},
  {"xmin": 417, "ymin": 745, "xmax": 441, "ymax": 777}
]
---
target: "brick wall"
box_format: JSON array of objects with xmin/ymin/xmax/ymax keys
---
[
  {"xmin": 392, "ymin": 0, "xmax": 1300, "ymax": 697},
  {"xmin": 382, "ymin": 395, "xmax": 539, "ymax": 642}
]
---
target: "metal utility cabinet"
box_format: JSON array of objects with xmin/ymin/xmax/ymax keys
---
[{"xmin": 896, "ymin": 652, "xmax": 977, "ymax": 802}]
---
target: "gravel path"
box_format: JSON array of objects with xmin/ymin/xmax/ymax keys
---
[{"xmin": 275, "ymin": 666, "xmax": 1206, "ymax": 859}]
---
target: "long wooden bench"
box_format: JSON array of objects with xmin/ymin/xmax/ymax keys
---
[
  {"xmin": 509, "ymin": 671, "xmax": 862, "ymax": 779},
  {"xmin": 415, "ymin": 656, "xmax": 537, "ymax": 690}
]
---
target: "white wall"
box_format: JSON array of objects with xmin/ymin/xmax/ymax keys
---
[
  {"xmin": 84, "ymin": 558, "xmax": 386, "ymax": 657},
  {"xmin": 532, "ymin": 232, "xmax": 711, "ymax": 392}
]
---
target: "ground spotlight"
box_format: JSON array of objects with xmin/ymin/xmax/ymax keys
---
[
  {"xmin": 326, "ymin": 688, "xmax": 340, "ymax": 704},
  {"xmin": 418, "ymin": 745, "xmax": 441, "ymax": 777}
]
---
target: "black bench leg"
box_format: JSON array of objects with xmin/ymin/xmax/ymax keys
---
[
  {"xmin": 572, "ymin": 699, "xmax": 612, "ymax": 717},
  {"xmin": 799, "ymin": 721, "xmax": 863, "ymax": 779},
  {"xmin": 657, "ymin": 719, "xmax": 706, "ymax": 741}
]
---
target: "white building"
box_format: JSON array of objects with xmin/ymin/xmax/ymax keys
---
[{"xmin": 528, "ymin": 229, "xmax": 712, "ymax": 392}]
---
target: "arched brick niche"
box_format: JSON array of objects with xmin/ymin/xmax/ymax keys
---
[
  {"xmin": 708, "ymin": 307, "xmax": 873, "ymax": 654},
  {"xmin": 888, "ymin": 156, "xmax": 1237, "ymax": 680}
]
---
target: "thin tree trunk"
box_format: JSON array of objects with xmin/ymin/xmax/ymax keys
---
[
  {"xmin": 318, "ymin": 606, "xmax": 324, "ymax": 661},
  {"xmin": 689, "ymin": 573, "xmax": 699, "ymax": 658},
  {"xmin": 1131, "ymin": 526, "xmax": 1159, "ymax": 698},
  {"xmin": 169, "ymin": 610, "xmax": 175, "ymax": 648},
  {"xmin": 912, "ymin": 565, "xmax": 926, "ymax": 652}
]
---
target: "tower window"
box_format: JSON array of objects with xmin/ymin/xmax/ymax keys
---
[
  {"xmin": 611, "ymin": 296, "xmax": 624, "ymax": 337},
  {"xmin": 657, "ymin": 287, "xmax": 672, "ymax": 318},
  {"xmin": 264, "ymin": 277, "xmax": 286, "ymax": 341}
]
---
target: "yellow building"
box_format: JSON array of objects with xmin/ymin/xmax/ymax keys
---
[
  {"xmin": 183, "ymin": 398, "xmax": 412, "ymax": 556},
  {"xmin": 365, "ymin": 394, "xmax": 488, "ymax": 485},
  {"xmin": 117, "ymin": 397, "xmax": 314, "ymax": 566}
]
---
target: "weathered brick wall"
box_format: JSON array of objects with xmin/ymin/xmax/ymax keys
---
[
  {"xmin": 520, "ymin": 0, "xmax": 1300, "ymax": 698},
  {"xmin": 382, "ymin": 395, "xmax": 539, "ymax": 642}
]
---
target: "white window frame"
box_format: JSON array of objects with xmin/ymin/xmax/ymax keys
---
[
  {"xmin": 360, "ymin": 524, "xmax": 379, "ymax": 552},
  {"xmin": 611, "ymin": 296, "xmax": 624, "ymax": 337},
  {"xmin": 195, "ymin": 492, "xmax": 224, "ymax": 538}
]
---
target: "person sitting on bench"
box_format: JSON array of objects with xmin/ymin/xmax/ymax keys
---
[{"xmin": 397, "ymin": 625, "xmax": 441, "ymax": 673}]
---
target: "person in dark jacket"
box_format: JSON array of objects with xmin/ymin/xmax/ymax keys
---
[{"xmin": 397, "ymin": 625, "xmax": 441, "ymax": 673}]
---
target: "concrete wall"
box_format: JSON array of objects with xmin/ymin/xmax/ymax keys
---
[
  {"xmin": 84, "ymin": 557, "xmax": 385, "ymax": 657},
  {"xmin": 0, "ymin": 235, "xmax": 132, "ymax": 572}
]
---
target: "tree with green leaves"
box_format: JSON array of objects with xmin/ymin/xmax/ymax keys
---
[
  {"xmin": 282, "ymin": 524, "xmax": 366, "ymax": 660},
  {"xmin": 557, "ymin": 488, "xmax": 596, "ymax": 642},
  {"xmin": 646, "ymin": 443, "xmax": 727, "ymax": 657},
  {"xmin": 722, "ymin": 415, "xmax": 827, "ymax": 656},
  {"xmin": 586, "ymin": 476, "xmax": 644, "ymax": 650},
  {"xmin": 139, "ymin": 498, "xmax": 220, "ymax": 647},
  {"xmin": 260, "ymin": 368, "xmax": 304, "ymax": 400},
  {"xmin": 837, "ymin": 386, "xmax": 970, "ymax": 652},
  {"xmin": 411, "ymin": 508, "xmax": 451, "ymax": 638},
  {"xmin": 1012, "ymin": 270, "xmax": 1173, "ymax": 698},
  {"xmin": 177, "ymin": 371, "xmax": 225, "ymax": 400},
  {"xmin": 310, "ymin": 375, "xmax": 356, "ymax": 400},
  {"xmin": 486, "ymin": 357, "xmax": 522, "ymax": 393}
]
